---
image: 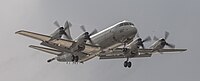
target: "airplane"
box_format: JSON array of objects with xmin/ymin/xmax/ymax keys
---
[{"xmin": 15, "ymin": 20, "xmax": 187, "ymax": 68}]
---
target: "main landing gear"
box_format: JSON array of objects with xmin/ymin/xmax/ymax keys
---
[
  {"xmin": 122, "ymin": 43, "xmax": 132, "ymax": 68},
  {"xmin": 123, "ymin": 58, "xmax": 132, "ymax": 68},
  {"xmin": 71, "ymin": 55, "xmax": 79, "ymax": 62}
]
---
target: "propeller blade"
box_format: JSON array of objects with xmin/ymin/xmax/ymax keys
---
[
  {"xmin": 88, "ymin": 38, "xmax": 95, "ymax": 45},
  {"xmin": 90, "ymin": 29, "xmax": 98, "ymax": 36},
  {"xmin": 153, "ymin": 36, "xmax": 159, "ymax": 41},
  {"xmin": 166, "ymin": 43, "xmax": 175, "ymax": 48},
  {"xmin": 54, "ymin": 21, "xmax": 60, "ymax": 27},
  {"xmin": 165, "ymin": 31, "xmax": 169, "ymax": 39},
  {"xmin": 64, "ymin": 21, "xmax": 72, "ymax": 30},
  {"xmin": 62, "ymin": 31, "xmax": 71, "ymax": 39},
  {"xmin": 80, "ymin": 25, "xmax": 86, "ymax": 32},
  {"xmin": 142, "ymin": 36, "xmax": 151, "ymax": 42},
  {"xmin": 65, "ymin": 30, "xmax": 72, "ymax": 40},
  {"xmin": 141, "ymin": 43, "xmax": 145, "ymax": 49},
  {"xmin": 64, "ymin": 21, "xmax": 73, "ymax": 40}
]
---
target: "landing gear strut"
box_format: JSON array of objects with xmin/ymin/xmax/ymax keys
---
[
  {"xmin": 74, "ymin": 56, "xmax": 79, "ymax": 62},
  {"xmin": 123, "ymin": 58, "xmax": 132, "ymax": 68},
  {"xmin": 122, "ymin": 43, "xmax": 132, "ymax": 68}
]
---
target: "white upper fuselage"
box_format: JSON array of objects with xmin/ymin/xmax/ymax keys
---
[{"xmin": 90, "ymin": 20, "xmax": 137, "ymax": 51}]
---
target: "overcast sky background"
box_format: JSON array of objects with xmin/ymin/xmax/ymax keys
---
[{"xmin": 0, "ymin": 0, "xmax": 199, "ymax": 81}]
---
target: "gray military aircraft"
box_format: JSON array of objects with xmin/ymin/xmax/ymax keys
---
[{"xmin": 15, "ymin": 20, "xmax": 187, "ymax": 68}]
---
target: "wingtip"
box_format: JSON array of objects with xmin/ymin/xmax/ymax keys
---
[
  {"xmin": 15, "ymin": 30, "xmax": 25, "ymax": 34},
  {"xmin": 184, "ymin": 49, "xmax": 187, "ymax": 51},
  {"xmin": 15, "ymin": 31, "xmax": 20, "ymax": 34},
  {"xmin": 182, "ymin": 48, "xmax": 187, "ymax": 51},
  {"xmin": 28, "ymin": 45, "xmax": 34, "ymax": 48}
]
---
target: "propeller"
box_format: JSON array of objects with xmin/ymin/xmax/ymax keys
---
[
  {"xmin": 164, "ymin": 31, "xmax": 169, "ymax": 40},
  {"xmin": 53, "ymin": 20, "xmax": 72, "ymax": 39},
  {"xmin": 153, "ymin": 36, "xmax": 159, "ymax": 41},
  {"xmin": 64, "ymin": 20, "xmax": 72, "ymax": 39},
  {"xmin": 136, "ymin": 33, "xmax": 151, "ymax": 49},
  {"xmin": 80, "ymin": 25, "xmax": 97, "ymax": 45},
  {"xmin": 156, "ymin": 31, "xmax": 175, "ymax": 48}
]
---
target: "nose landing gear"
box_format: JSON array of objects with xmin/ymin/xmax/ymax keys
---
[{"xmin": 123, "ymin": 58, "xmax": 132, "ymax": 68}]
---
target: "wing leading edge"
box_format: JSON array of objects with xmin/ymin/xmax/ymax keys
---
[{"xmin": 99, "ymin": 54, "xmax": 152, "ymax": 59}]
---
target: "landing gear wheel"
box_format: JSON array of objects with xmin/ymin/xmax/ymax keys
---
[
  {"xmin": 124, "ymin": 61, "xmax": 128, "ymax": 67},
  {"xmin": 127, "ymin": 61, "xmax": 132, "ymax": 68},
  {"xmin": 71, "ymin": 55, "xmax": 75, "ymax": 61},
  {"xmin": 75, "ymin": 56, "xmax": 79, "ymax": 62},
  {"xmin": 123, "ymin": 61, "xmax": 132, "ymax": 68}
]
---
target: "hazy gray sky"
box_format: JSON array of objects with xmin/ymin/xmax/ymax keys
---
[{"xmin": 0, "ymin": 0, "xmax": 199, "ymax": 81}]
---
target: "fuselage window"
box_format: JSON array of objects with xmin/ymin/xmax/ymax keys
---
[{"xmin": 119, "ymin": 23, "xmax": 123, "ymax": 27}]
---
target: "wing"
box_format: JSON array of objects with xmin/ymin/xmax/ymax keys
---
[
  {"xmin": 29, "ymin": 45, "xmax": 97, "ymax": 63},
  {"xmin": 99, "ymin": 53, "xmax": 152, "ymax": 59},
  {"xmin": 29, "ymin": 45, "xmax": 62, "ymax": 55},
  {"xmin": 16, "ymin": 30, "xmax": 100, "ymax": 54},
  {"xmin": 114, "ymin": 48, "xmax": 187, "ymax": 54},
  {"xmin": 15, "ymin": 30, "xmax": 74, "ymax": 47},
  {"xmin": 138, "ymin": 48, "xmax": 187, "ymax": 53},
  {"xmin": 158, "ymin": 49, "xmax": 187, "ymax": 52},
  {"xmin": 98, "ymin": 49, "xmax": 152, "ymax": 60},
  {"xmin": 99, "ymin": 48, "xmax": 187, "ymax": 60},
  {"xmin": 99, "ymin": 54, "xmax": 152, "ymax": 59},
  {"xmin": 16, "ymin": 30, "xmax": 51, "ymax": 41}
]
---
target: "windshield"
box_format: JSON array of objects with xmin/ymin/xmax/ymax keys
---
[{"xmin": 118, "ymin": 22, "xmax": 134, "ymax": 27}]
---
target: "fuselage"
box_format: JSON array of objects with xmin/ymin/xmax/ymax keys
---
[{"xmin": 90, "ymin": 20, "xmax": 137, "ymax": 51}]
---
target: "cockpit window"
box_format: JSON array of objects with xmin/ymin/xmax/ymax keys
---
[{"xmin": 118, "ymin": 22, "xmax": 134, "ymax": 27}]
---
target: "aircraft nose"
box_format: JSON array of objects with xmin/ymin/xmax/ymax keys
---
[
  {"xmin": 130, "ymin": 26, "xmax": 137, "ymax": 35},
  {"xmin": 125, "ymin": 26, "xmax": 137, "ymax": 39}
]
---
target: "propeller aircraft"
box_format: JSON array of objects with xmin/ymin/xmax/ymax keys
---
[{"xmin": 15, "ymin": 20, "xmax": 187, "ymax": 68}]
